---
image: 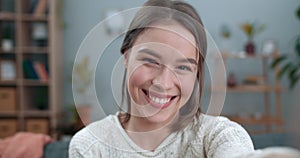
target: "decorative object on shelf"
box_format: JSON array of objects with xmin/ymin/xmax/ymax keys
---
[
  {"xmin": 2, "ymin": 25, "xmax": 13, "ymax": 51},
  {"xmin": 227, "ymin": 72, "xmax": 237, "ymax": 87},
  {"xmin": 104, "ymin": 9, "xmax": 125, "ymax": 35},
  {"xmin": 220, "ymin": 24, "xmax": 231, "ymax": 39},
  {"xmin": 31, "ymin": 22, "xmax": 48, "ymax": 46},
  {"xmin": 244, "ymin": 75, "xmax": 265, "ymax": 85},
  {"xmin": 0, "ymin": 60, "xmax": 16, "ymax": 80},
  {"xmin": 219, "ymin": 24, "xmax": 232, "ymax": 52},
  {"xmin": 240, "ymin": 21, "xmax": 265, "ymax": 55},
  {"xmin": 262, "ymin": 40, "xmax": 277, "ymax": 55},
  {"xmin": 271, "ymin": 6, "xmax": 300, "ymax": 89}
]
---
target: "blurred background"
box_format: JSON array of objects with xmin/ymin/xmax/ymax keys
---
[{"xmin": 0, "ymin": 0, "xmax": 299, "ymax": 151}]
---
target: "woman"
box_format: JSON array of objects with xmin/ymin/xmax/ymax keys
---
[{"xmin": 69, "ymin": 0, "xmax": 254, "ymax": 157}]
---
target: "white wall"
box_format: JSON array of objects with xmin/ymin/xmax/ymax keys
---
[{"xmin": 63, "ymin": 0, "xmax": 300, "ymax": 125}]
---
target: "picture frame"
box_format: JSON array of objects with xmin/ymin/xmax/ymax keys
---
[{"xmin": 0, "ymin": 60, "xmax": 16, "ymax": 80}]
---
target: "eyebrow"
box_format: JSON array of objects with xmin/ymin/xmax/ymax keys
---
[
  {"xmin": 138, "ymin": 48, "xmax": 161, "ymax": 58},
  {"xmin": 138, "ymin": 48, "xmax": 198, "ymax": 65},
  {"xmin": 176, "ymin": 58, "xmax": 198, "ymax": 66}
]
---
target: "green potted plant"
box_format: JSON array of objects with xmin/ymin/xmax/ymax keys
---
[{"xmin": 271, "ymin": 6, "xmax": 300, "ymax": 89}]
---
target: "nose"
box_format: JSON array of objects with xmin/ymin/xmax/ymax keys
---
[{"xmin": 152, "ymin": 66, "xmax": 176, "ymax": 90}]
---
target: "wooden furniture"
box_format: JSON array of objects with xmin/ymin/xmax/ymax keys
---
[
  {"xmin": 0, "ymin": 0, "xmax": 62, "ymax": 138},
  {"xmin": 216, "ymin": 51, "xmax": 283, "ymax": 134}
]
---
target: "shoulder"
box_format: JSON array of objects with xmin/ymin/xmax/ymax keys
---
[
  {"xmin": 199, "ymin": 114, "xmax": 247, "ymax": 135},
  {"xmin": 196, "ymin": 114, "xmax": 254, "ymax": 157},
  {"xmin": 69, "ymin": 115, "xmax": 118, "ymax": 156}
]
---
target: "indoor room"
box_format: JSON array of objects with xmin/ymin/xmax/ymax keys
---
[{"xmin": 0, "ymin": 0, "xmax": 299, "ymax": 157}]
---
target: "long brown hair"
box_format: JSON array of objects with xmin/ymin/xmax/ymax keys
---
[{"xmin": 119, "ymin": 0, "xmax": 207, "ymax": 131}]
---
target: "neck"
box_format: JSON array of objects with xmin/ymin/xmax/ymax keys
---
[
  {"xmin": 127, "ymin": 116, "xmax": 172, "ymax": 132},
  {"xmin": 123, "ymin": 115, "xmax": 178, "ymax": 151}
]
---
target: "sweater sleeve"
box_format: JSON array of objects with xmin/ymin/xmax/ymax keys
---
[{"xmin": 203, "ymin": 116, "xmax": 254, "ymax": 158}]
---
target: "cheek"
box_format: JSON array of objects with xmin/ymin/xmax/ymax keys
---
[
  {"xmin": 127, "ymin": 66, "xmax": 153, "ymax": 93},
  {"xmin": 179, "ymin": 77, "xmax": 196, "ymax": 100}
]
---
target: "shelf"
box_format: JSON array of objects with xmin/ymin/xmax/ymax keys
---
[
  {"xmin": 214, "ymin": 50, "xmax": 283, "ymax": 134},
  {"xmin": 0, "ymin": 80, "xmax": 17, "ymax": 85},
  {"xmin": 23, "ymin": 79, "xmax": 49, "ymax": 86},
  {"xmin": 0, "ymin": 111, "xmax": 19, "ymax": 117},
  {"xmin": 211, "ymin": 84, "xmax": 284, "ymax": 92},
  {"xmin": 21, "ymin": 14, "xmax": 48, "ymax": 21},
  {"xmin": 227, "ymin": 85, "xmax": 283, "ymax": 92},
  {"xmin": 21, "ymin": 47, "xmax": 49, "ymax": 53},
  {"xmin": 0, "ymin": 0, "xmax": 62, "ymax": 138},
  {"xmin": 23, "ymin": 110, "xmax": 50, "ymax": 117},
  {"xmin": 221, "ymin": 52, "xmax": 278, "ymax": 59},
  {"xmin": 226, "ymin": 115, "xmax": 283, "ymax": 125},
  {"xmin": 1, "ymin": 47, "xmax": 49, "ymax": 54},
  {"xmin": 0, "ymin": 48, "xmax": 16, "ymax": 53},
  {"xmin": 0, "ymin": 12, "xmax": 16, "ymax": 21}
]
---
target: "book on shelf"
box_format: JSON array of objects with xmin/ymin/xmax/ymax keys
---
[
  {"xmin": 23, "ymin": 60, "xmax": 38, "ymax": 79},
  {"xmin": 33, "ymin": 61, "xmax": 48, "ymax": 80},
  {"xmin": 29, "ymin": 0, "xmax": 39, "ymax": 13},
  {"xmin": 30, "ymin": 0, "xmax": 47, "ymax": 16},
  {"xmin": 22, "ymin": 60, "xmax": 48, "ymax": 80}
]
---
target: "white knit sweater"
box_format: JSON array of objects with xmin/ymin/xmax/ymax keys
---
[{"xmin": 69, "ymin": 113, "xmax": 254, "ymax": 158}]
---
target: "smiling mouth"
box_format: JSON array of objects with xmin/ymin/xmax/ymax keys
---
[{"xmin": 142, "ymin": 89, "xmax": 177, "ymax": 108}]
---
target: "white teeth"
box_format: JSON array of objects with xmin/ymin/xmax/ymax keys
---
[{"xmin": 149, "ymin": 95, "xmax": 171, "ymax": 104}]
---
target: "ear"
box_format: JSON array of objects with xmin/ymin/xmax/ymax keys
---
[{"xmin": 123, "ymin": 51, "xmax": 129, "ymax": 68}]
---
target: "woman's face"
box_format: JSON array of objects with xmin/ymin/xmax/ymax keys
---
[{"xmin": 124, "ymin": 22, "xmax": 198, "ymax": 125}]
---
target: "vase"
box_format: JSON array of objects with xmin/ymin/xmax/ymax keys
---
[
  {"xmin": 245, "ymin": 40, "xmax": 255, "ymax": 55},
  {"xmin": 227, "ymin": 72, "xmax": 237, "ymax": 87},
  {"xmin": 2, "ymin": 39, "xmax": 13, "ymax": 52}
]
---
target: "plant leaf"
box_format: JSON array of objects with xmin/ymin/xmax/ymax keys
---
[
  {"xmin": 270, "ymin": 55, "xmax": 287, "ymax": 68},
  {"xmin": 297, "ymin": 6, "xmax": 300, "ymax": 20},
  {"xmin": 295, "ymin": 35, "xmax": 300, "ymax": 57},
  {"xmin": 288, "ymin": 65, "xmax": 299, "ymax": 79},
  {"xmin": 277, "ymin": 63, "xmax": 292, "ymax": 79},
  {"xmin": 290, "ymin": 74, "xmax": 300, "ymax": 89}
]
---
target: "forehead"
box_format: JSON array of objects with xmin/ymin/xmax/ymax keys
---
[{"xmin": 132, "ymin": 22, "xmax": 197, "ymax": 59}]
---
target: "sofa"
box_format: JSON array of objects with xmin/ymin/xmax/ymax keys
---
[
  {"xmin": 250, "ymin": 133, "xmax": 291, "ymax": 149},
  {"xmin": 43, "ymin": 141, "xmax": 70, "ymax": 158}
]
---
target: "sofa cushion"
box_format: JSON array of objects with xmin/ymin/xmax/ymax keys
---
[
  {"xmin": 43, "ymin": 141, "xmax": 70, "ymax": 158},
  {"xmin": 250, "ymin": 133, "xmax": 288, "ymax": 149}
]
